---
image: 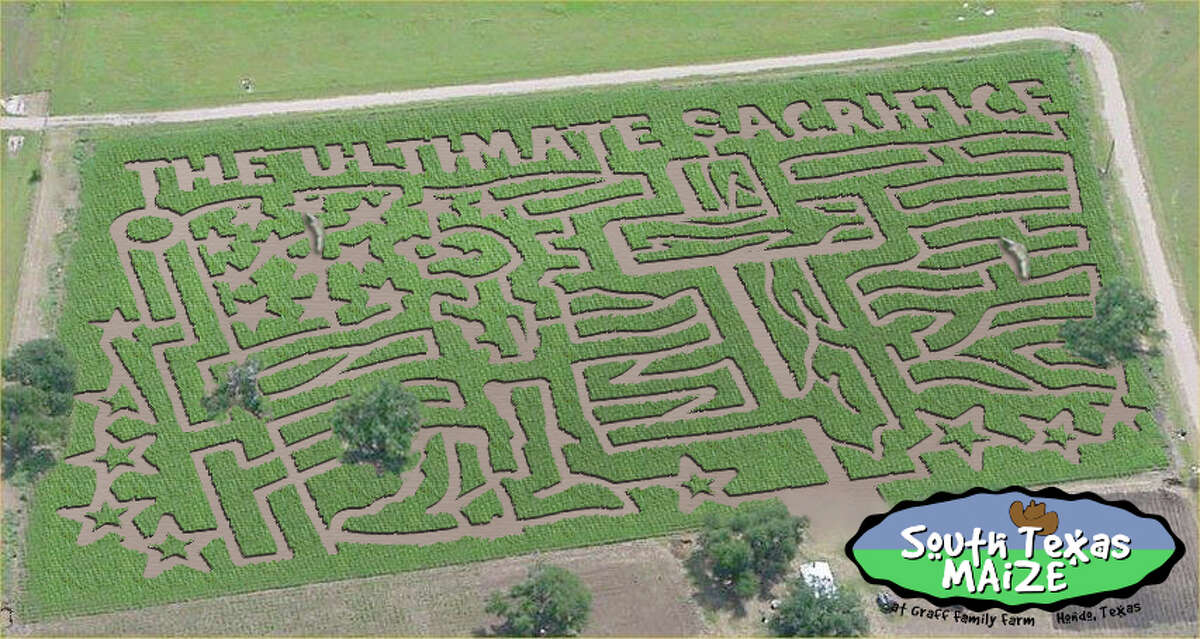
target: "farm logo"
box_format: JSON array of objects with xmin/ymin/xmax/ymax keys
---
[{"xmin": 845, "ymin": 487, "xmax": 1184, "ymax": 611}]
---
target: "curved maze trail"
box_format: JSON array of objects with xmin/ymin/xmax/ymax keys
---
[{"xmin": 53, "ymin": 64, "xmax": 1171, "ymax": 585}]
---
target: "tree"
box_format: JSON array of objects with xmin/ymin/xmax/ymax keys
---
[
  {"xmin": 1, "ymin": 417, "xmax": 56, "ymax": 480},
  {"xmin": 203, "ymin": 358, "xmax": 266, "ymax": 418},
  {"xmin": 1061, "ymin": 277, "xmax": 1165, "ymax": 366},
  {"xmin": 2, "ymin": 385, "xmax": 48, "ymax": 422},
  {"xmin": 485, "ymin": 563, "xmax": 592, "ymax": 637},
  {"xmin": 700, "ymin": 522, "xmax": 758, "ymax": 599},
  {"xmin": 3, "ymin": 338, "xmax": 75, "ymax": 395},
  {"xmin": 769, "ymin": 576, "xmax": 868, "ymax": 637},
  {"xmin": 331, "ymin": 379, "xmax": 421, "ymax": 475},
  {"xmin": 693, "ymin": 500, "xmax": 807, "ymax": 601},
  {"xmin": 1, "ymin": 339, "xmax": 77, "ymax": 482},
  {"xmin": 1, "ymin": 396, "xmax": 67, "ymax": 481}
]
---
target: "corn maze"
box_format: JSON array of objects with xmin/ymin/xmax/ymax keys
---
[{"xmin": 29, "ymin": 51, "xmax": 1168, "ymax": 617}]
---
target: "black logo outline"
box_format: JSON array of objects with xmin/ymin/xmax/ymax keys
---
[{"xmin": 844, "ymin": 485, "xmax": 1186, "ymax": 613}]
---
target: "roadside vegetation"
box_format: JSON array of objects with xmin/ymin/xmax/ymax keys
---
[
  {"xmin": 1061, "ymin": 276, "xmax": 1166, "ymax": 365},
  {"xmin": 0, "ymin": 133, "xmax": 43, "ymax": 353},
  {"xmin": 1, "ymin": 338, "xmax": 75, "ymax": 483}
]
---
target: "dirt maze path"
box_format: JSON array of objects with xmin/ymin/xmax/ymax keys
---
[
  {"xmin": 6, "ymin": 27, "xmax": 1194, "ymax": 427},
  {"xmin": 49, "ymin": 78, "xmax": 1162, "ymax": 579}
]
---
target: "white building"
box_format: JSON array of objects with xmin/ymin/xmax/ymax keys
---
[{"xmin": 800, "ymin": 561, "xmax": 837, "ymax": 597}]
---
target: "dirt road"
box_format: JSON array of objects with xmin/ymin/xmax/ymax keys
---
[
  {"xmin": 6, "ymin": 129, "xmax": 76, "ymax": 347},
  {"xmin": 2, "ymin": 24, "xmax": 1195, "ymax": 637},
  {"xmin": 2, "ymin": 26, "xmax": 1193, "ymax": 428}
]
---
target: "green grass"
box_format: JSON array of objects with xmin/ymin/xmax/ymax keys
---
[
  {"xmin": 3, "ymin": 2, "xmax": 1063, "ymax": 114},
  {"xmin": 0, "ymin": 132, "xmax": 42, "ymax": 354},
  {"xmin": 8, "ymin": 27, "xmax": 1185, "ymax": 623},
  {"xmin": 1, "ymin": 1, "xmax": 1193, "ymax": 331},
  {"xmin": 1071, "ymin": 2, "xmax": 1199, "ymax": 328}
]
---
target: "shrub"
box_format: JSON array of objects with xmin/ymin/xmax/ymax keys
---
[
  {"xmin": 1061, "ymin": 276, "xmax": 1165, "ymax": 365},
  {"xmin": 769, "ymin": 576, "xmax": 868, "ymax": 637},
  {"xmin": 1, "ymin": 415, "xmax": 58, "ymax": 480},
  {"xmin": 203, "ymin": 358, "xmax": 268, "ymax": 418},
  {"xmin": 4, "ymin": 339, "xmax": 76, "ymax": 395},
  {"xmin": 331, "ymin": 379, "xmax": 421, "ymax": 475},
  {"xmin": 485, "ymin": 563, "xmax": 592, "ymax": 637},
  {"xmin": 692, "ymin": 500, "xmax": 807, "ymax": 601}
]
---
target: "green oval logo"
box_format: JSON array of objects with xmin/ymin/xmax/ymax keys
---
[{"xmin": 846, "ymin": 487, "xmax": 1184, "ymax": 612}]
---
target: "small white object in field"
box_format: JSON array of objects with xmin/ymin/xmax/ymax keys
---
[
  {"xmin": 985, "ymin": 8, "xmax": 996, "ymax": 16},
  {"xmin": 770, "ymin": 598, "xmax": 782, "ymax": 610},
  {"xmin": 7, "ymin": 135, "xmax": 24, "ymax": 155},
  {"xmin": 957, "ymin": 16, "xmax": 965, "ymax": 21},
  {"xmin": 3, "ymin": 95, "xmax": 27, "ymax": 116},
  {"xmin": 962, "ymin": 2, "xmax": 968, "ymax": 7},
  {"xmin": 800, "ymin": 561, "xmax": 837, "ymax": 597}
]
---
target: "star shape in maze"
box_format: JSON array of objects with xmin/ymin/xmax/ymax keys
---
[
  {"xmin": 151, "ymin": 534, "xmax": 191, "ymax": 560},
  {"xmin": 102, "ymin": 386, "xmax": 139, "ymax": 414},
  {"xmin": 937, "ymin": 420, "xmax": 989, "ymax": 455},
  {"xmin": 96, "ymin": 444, "xmax": 136, "ymax": 472},
  {"xmin": 73, "ymin": 89, "xmax": 1148, "ymax": 581},
  {"xmin": 682, "ymin": 474, "xmax": 715, "ymax": 497},
  {"xmin": 84, "ymin": 502, "xmax": 127, "ymax": 530}
]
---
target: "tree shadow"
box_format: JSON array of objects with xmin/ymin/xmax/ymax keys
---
[
  {"xmin": 684, "ymin": 551, "xmax": 749, "ymax": 617},
  {"xmin": 756, "ymin": 568, "xmax": 789, "ymax": 602},
  {"xmin": 472, "ymin": 619, "xmax": 512, "ymax": 637}
]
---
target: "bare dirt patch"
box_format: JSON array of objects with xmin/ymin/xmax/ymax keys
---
[
  {"xmin": 27, "ymin": 538, "xmax": 705, "ymax": 636},
  {"xmin": 64, "ymin": 105, "xmax": 1124, "ymax": 572},
  {"xmin": 27, "ymin": 45, "xmax": 1192, "ymax": 629},
  {"xmin": 1050, "ymin": 485, "xmax": 1198, "ymax": 635}
]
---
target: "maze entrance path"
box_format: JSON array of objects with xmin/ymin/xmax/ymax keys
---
[{"xmin": 35, "ymin": 50, "xmax": 1170, "ymax": 618}]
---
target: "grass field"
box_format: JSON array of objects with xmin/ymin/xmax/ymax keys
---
[
  {"xmin": 0, "ymin": 0, "xmax": 1193, "ymax": 628},
  {"xmin": 18, "ymin": 46, "xmax": 1172, "ymax": 620},
  {"xmin": 1, "ymin": 0, "xmax": 1194, "ymax": 338},
  {"xmin": 0, "ymin": 132, "xmax": 42, "ymax": 353}
]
